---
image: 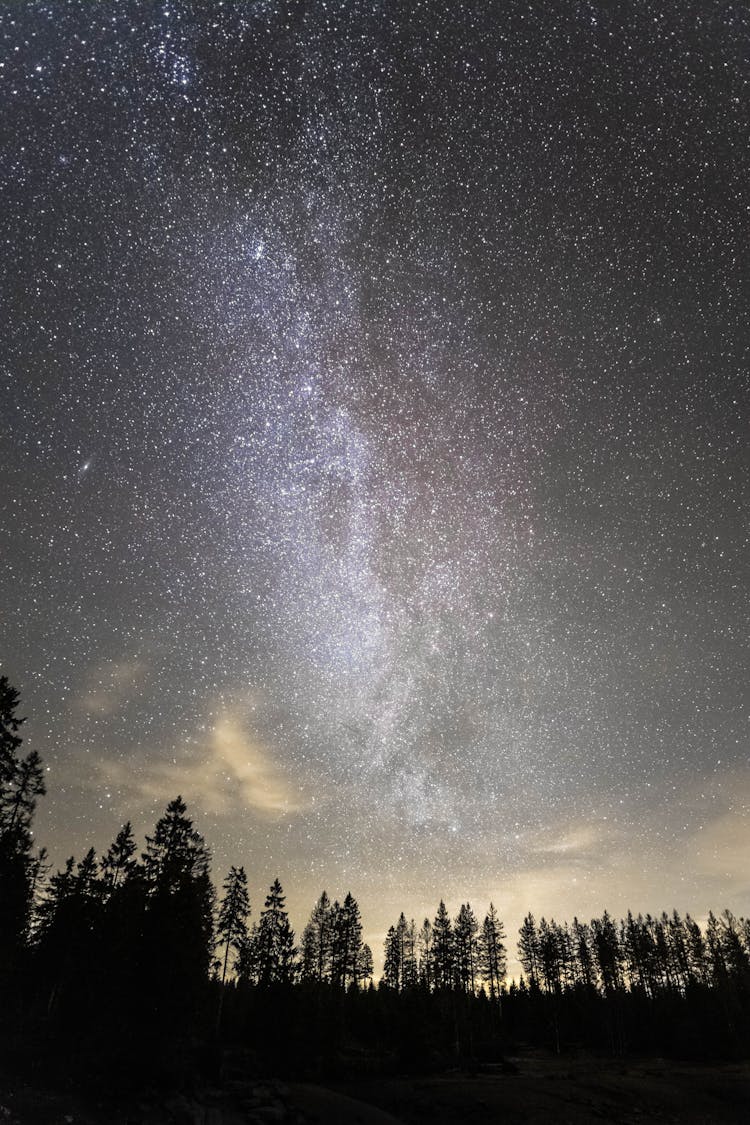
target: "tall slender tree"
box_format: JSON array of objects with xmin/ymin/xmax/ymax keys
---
[
  {"xmin": 256, "ymin": 878, "xmax": 296, "ymax": 986},
  {"xmin": 418, "ymin": 918, "xmax": 434, "ymax": 989},
  {"xmin": 301, "ymin": 890, "xmax": 334, "ymax": 982},
  {"xmin": 331, "ymin": 892, "xmax": 363, "ymax": 989},
  {"xmin": 478, "ymin": 903, "xmax": 507, "ymax": 1002},
  {"xmin": 140, "ymin": 797, "xmax": 214, "ymax": 1030},
  {"xmin": 383, "ymin": 926, "xmax": 400, "ymax": 990},
  {"xmin": 454, "ymin": 903, "xmax": 479, "ymax": 993},
  {"xmin": 432, "ymin": 900, "xmax": 454, "ymax": 990},
  {"xmin": 0, "ymin": 678, "xmax": 45, "ymax": 1001},
  {"xmin": 217, "ymin": 866, "xmax": 250, "ymax": 985},
  {"xmin": 100, "ymin": 822, "xmax": 137, "ymax": 896},
  {"xmin": 518, "ymin": 913, "xmax": 541, "ymax": 988}
]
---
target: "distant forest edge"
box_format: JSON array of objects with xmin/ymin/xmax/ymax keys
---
[{"xmin": 2, "ymin": 675, "xmax": 750, "ymax": 1085}]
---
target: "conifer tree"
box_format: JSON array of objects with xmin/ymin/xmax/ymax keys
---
[
  {"xmin": 518, "ymin": 913, "xmax": 541, "ymax": 988},
  {"xmin": 418, "ymin": 918, "xmax": 433, "ymax": 989},
  {"xmin": 256, "ymin": 878, "xmax": 296, "ymax": 985},
  {"xmin": 331, "ymin": 892, "xmax": 363, "ymax": 989},
  {"xmin": 383, "ymin": 925, "xmax": 400, "ymax": 990},
  {"xmin": 454, "ymin": 903, "xmax": 479, "ymax": 992},
  {"xmin": 432, "ymin": 900, "xmax": 454, "ymax": 990},
  {"xmin": 301, "ymin": 890, "xmax": 333, "ymax": 982},
  {"xmin": 237, "ymin": 921, "xmax": 261, "ymax": 985},
  {"xmin": 0, "ymin": 678, "xmax": 45, "ymax": 996},
  {"xmin": 217, "ymin": 865, "xmax": 250, "ymax": 985},
  {"xmin": 478, "ymin": 903, "xmax": 507, "ymax": 1001},
  {"xmin": 140, "ymin": 797, "xmax": 214, "ymax": 1028},
  {"xmin": 357, "ymin": 942, "xmax": 374, "ymax": 985},
  {"xmin": 402, "ymin": 917, "xmax": 418, "ymax": 989},
  {"xmin": 143, "ymin": 795, "xmax": 209, "ymax": 892},
  {"xmin": 591, "ymin": 910, "xmax": 622, "ymax": 995},
  {"xmin": 572, "ymin": 917, "xmax": 595, "ymax": 989},
  {"xmin": 100, "ymin": 822, "xmax": 137, "ymax": 895}
]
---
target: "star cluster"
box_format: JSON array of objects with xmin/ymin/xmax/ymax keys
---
[{"xmin": 2, "ymin": 1, "xmax": 749, "ymax": 956}]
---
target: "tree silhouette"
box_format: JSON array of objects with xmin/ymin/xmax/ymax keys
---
[
  {"xmin": 518, "ymin": 913, "xmax": 541, "ymax": 988},
  {"xmin": 432, "ymin": 900, "xmax": 454, "ymax": 990},
  {"xmin": 418, "ymin": 918, "xmax": 434, "ymax": 989},
  {"xmin": 454, "ymin": 903, "xmax": 479, "ymax": 993},
  {"xmin": 357, "ymin": 942, "xmax": 374, "ymax": 986},
  {"xmin": 383, "ymin": 925, "xmax": 400, "ymax": 990},
  {"xmin": 5, "ymin": 679, "xmax": 750, "ymax": 1083},
  {"xmin": 331, "ymin": 892, "xmax": 363, "ymax": 989},
  {"xmin": 140, "ymin": 797, "xmax": 214, "ymax": 1033},
  {"xmin": 301, "ymin": 890, "xmax": 334, "ymax": 982},
  {"xmin": 100, "ymin": 821, "xmax": 137, "ymax": 896},
  {"xmin": 0, "ymin": 678, "xmax": 45, "ymax": 1008},
  {"xmin": 256, "ymin": 878, "xmax": 296, "ymax": 986},
  {"xmin": 478, "ymin": 903, "xmax": 507, "ymax": 1002},
  {"xmin": 217, "ymin": 865, "xmax": 250, "ymax": 986}
]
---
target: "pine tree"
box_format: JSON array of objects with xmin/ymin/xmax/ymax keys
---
[
  {"xmin": 331, "ymin": 892, "xmax": 363, "ymax": 989},
  {"xmin": 383, "ymin": 925, "xmax": 400, "ymax": 990},
  {"xmin": 402, "ymin": 917, "xmax": 418, "ymax": 989},
  {"xmin": 143, "ymin": 795, "xmax": 209, "ymax": 892},
  {"xmin": 301, "ymin": 890, "xmax": 334, "ymax": 982},
  {"xmin": 591, "ymin": 911, "xmax": 622, "ymax": 995},
  {"xmin": 357, "ymin": 943, "xmax": 374, "ymax": 985},
  {"xmin": 217, "ymin": 866, "xmax": 250, "ymax": 985},
  {"xmin": 478, "ymin": 903, "xmax": 507, "ymax": 1001},
  {"xmin": 432, "ymin": 900, "xmax": 454, "ymax": 990},
  {"xmin": 0, "ymin": 676, "xmax": 26, "ymax": 809},
  {"xmin": 538, "ymin": 917, "xmax": 564, "ymax": 995},
  {"xmin": 100, "ymin": 822, "xmax": 137, "ymax": 895},
  {"xmin": 0, "ymin": 678, "xmax": 45, "ymax": 1004},
  {"xmin": 256, "ymin": 878, "xmax": 296, "ymax": 986},
  {"xmin": 518, "ymin": 913, "xmax": 541, "ymax": 988},
  {"xmin": 237, "ymin": 922, "xmax": 261, "ymax": 985},
  {"xmin": 572, "ymin": 917, "xmax": 595, "ymax": 989},
  {"xmin": 418, "ymin": 918, "xmax": 433, "ymax": 989},
  {"xmin": 454, "ymin": 903, "xmax": 479, "ymax": 993},
  {"xmin": 140, "ymin": 797, "xmax": 214, "ymax": 1030}
]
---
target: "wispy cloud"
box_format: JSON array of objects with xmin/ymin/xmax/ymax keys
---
[
  {"xmin": 96, "ymin": 711, "xmax": 308, "ymax": 819},
  {"xmin": 74, "ymin": 659, "xmax": 146, "ymax": 716}
]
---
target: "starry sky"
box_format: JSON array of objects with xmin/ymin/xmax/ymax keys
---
[{"xmin": 2, "ymin": 1, "xmax": 749, "ymax": 971}]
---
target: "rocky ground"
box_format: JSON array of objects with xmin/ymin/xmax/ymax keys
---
[{"xmin": 2, "ymin": 1054, "xmax": 750, "ymax": 1124}]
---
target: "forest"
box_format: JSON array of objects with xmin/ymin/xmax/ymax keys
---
[{"xmin": 2, "ymin": 675, "xmax": 750, "ymax": 1094}]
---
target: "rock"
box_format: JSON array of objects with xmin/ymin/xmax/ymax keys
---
[
  {"xmin": 253, "ymin": 1108, "xmax": 286, "ymax": 1124},
  {"xmin": 165, "ymin": 1094, "xmax": 205, "ymax": 1125}
]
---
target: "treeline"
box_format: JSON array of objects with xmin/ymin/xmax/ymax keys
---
[{"xmin": 2, "ymin": 676, "xmax": 750, "ymax": 1087}]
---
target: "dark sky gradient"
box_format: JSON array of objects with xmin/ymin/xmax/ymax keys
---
[{"xmin": 2, "ymin": 1, "xmax": 749, "ymax": 970}]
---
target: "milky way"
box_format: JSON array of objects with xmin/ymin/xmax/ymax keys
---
[{"xmin": 2, "ymin": 1, "xmax": 749, "ymax": 961}]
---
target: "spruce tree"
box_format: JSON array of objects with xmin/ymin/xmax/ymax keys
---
[
  {"xmin": 0, "ymin": 678, "xmax": 45, "ymax": 1007},
  {"xmin": 454, "ymin": 903, "xmax": 479, "ymax": 993},
  {"xmin": 357, "ymin": 943, "xmax": 374, "ymax": 986},
  {"xmin": 331, "ymin": 892, "xmax": 363, "ymax": 989},
  {"xmin": 100, "ymin": 822, "xmax": 137, "ymax": 895},
  {"xmin": 140, "ymin": 797, "xmax": 214, "ymax": 1030},
  {"xmin": 418, "ymin": 918, "xmax": 433, "ymax": 989},
  {"xmin": 301, "ymin": 890, "xmax": 333, "ymax": 982},
  {"xmin": 518, "ymin": 913, "xmax": 541, "ymax": 988},
  {"xmin": 432, "ymin": 900, "xmax": 454, "ymax": 990},
  {"xmin": 256, "ymin": 878, "xmax": 296, "ymax": 985},
  {"xmin": 383, "ymin": 925, "xmax": 400, "ymax": 990},
  {"xmin": 478, "ymin": 903, "xmax": 507, "ymax": 1001},
  {"xmin": 217, "ymin": 865, "xmax": 250, "ymax": 985}
]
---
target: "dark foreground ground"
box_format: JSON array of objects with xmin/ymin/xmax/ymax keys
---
[{"xmin": 2, "ymin": 1054, "xmax": 750, "ymax": 1124}]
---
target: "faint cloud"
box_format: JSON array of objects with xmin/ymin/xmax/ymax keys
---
[
  {"xmin": 75, "ymin": 659, "xmax": 146, "ymax": 716},
  {"xmin": 531, "ymin": 822, "xmax": 611, "ymax": 859},
  {"xmin": 97, "ymin": 711, "xmax": 308, "ymax": 819},
  {"xmin": 691, "ymin": 809, "xmax": 750, "ymax": 891}
]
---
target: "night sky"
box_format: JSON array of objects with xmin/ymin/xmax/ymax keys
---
[{"xmin": 2, "ymin": 1, "xmax": 749, "ymax": 971}]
